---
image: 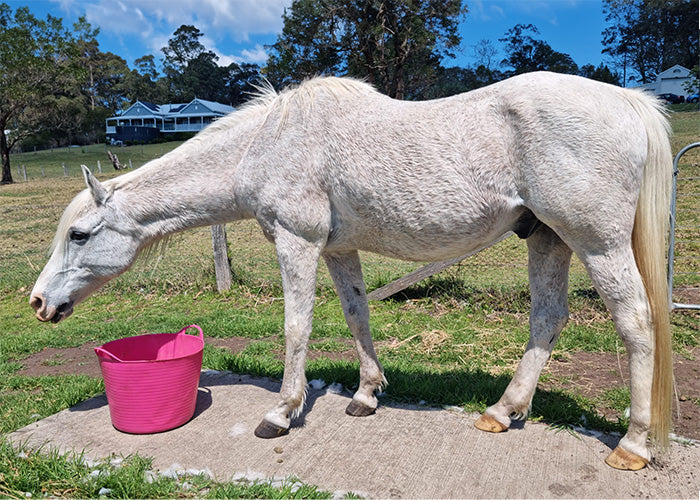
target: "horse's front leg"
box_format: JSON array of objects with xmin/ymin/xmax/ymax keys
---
[
  {"xmin": 254, "ymin": 225, "xmax": 321, "ymax": 438},
  {"xmin": 324, "ymin": 251, "xmax": 386, "ymax": 416},
  {"xmin": 476, "ymin": 225, "xmax": 572, "ymax": 432}
]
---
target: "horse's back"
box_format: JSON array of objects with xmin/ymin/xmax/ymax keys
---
[{"xmin": 242, "ymin": 73, "xmax": 661, "ymax": 261}]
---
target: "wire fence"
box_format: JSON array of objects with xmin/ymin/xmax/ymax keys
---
[
  {"xmin": 0, "ymin": 203, "xmax": 561, "ymax": 301},
  {"xmin": 3, "ymin": 171, "xmax": 697, "ymax": 309}
]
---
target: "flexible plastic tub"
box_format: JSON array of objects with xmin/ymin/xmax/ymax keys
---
[{"xmin": 95, "ymin": 325, "xmax": 204, "ymax": 434}]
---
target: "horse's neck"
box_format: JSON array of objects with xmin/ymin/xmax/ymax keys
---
[{"xmin": 113, "ymin": 145, "xmax": 242, "ymax": 240}]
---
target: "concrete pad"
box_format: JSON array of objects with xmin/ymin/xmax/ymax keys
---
[{"xmin": 8, "ymin": 371, "xmax": 700, "ymax": 499}]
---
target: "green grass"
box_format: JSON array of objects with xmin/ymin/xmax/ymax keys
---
[
  {"xmin": 8, "ymin": 142, "xmax": 185, "ymax": 181},
  {"xmin": 0, "ymin": 440, "xmax": 337, "ymax": 499},
  {"xmin": 1, "ymin": 114, "xmax": 699, "ymax": 498}
]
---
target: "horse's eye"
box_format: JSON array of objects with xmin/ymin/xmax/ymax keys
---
[{"xmin": 69, "ymin": 230, "xmax": 89, "ymax": 243}]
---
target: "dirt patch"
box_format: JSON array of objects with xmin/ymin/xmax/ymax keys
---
[
  {"xmin": 11, "ymin": 340, "xmax": 700, "ymax": 440},
  {"xmin": 673, "ymin": 287, "xmax": 700, "ymax": 306},
  {"xmin": 542, "ymin": 348, "xmax": 700, "ymax": 441},
  {"xmin": 14, "ymin": 343, "xmax": 105, "ymax": 379}
]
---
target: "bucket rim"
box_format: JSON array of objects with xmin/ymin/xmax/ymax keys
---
[{"xmin": 95, "ymin": 325, "xmax": 203, "ymax": 363}]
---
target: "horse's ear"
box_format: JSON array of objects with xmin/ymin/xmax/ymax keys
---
[{"xmin": 81, "ymin": 165, "xmax": 109, "ymax": 205}]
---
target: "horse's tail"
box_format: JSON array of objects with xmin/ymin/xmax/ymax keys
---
[{"xmin": 625, "ymin": 88, "xmax": 674, "ymax": 448}]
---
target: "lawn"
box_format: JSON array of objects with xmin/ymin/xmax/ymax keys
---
[{"xmin": 1, "ymin": 109, "xmax": 698, "ymax": 498}]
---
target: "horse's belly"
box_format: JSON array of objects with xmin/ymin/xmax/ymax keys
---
[
  {"xmin": 326, "ymin": 211, "xmax": 514, "ymax": 262},
  {"xmin": 362, "ymin": 234, "xmax": 496, "ymax": 262}
]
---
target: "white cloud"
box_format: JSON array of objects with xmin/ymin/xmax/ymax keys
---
[
  {"xmin": 70, "ymin": 0, "xmax": 290, "ymax": 65},
  {"xmin": 236, "ymin": 44, "xmax": 270, "ymax": 64},
  {"xmin": 490, "ymin": 5, "xmax": 505, "ymax": 19},
  {"xmin": 83, "ymin": 0, "xmax": 155, "ymax": 38},
  {"xmin": 82, "ymin": 0, "xmax": 290, "ymax": 40}
]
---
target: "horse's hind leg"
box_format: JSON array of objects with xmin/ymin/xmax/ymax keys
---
[
  {"xmin": 255, "ymin": 225, "xmax": 321, "ymax": 438},
  {"xmin": 476, "ymin": 225, "xmax": 572, "ymax": 432},
  {"xmin": 577, "ymin": 246, "xmax": 655, "ymax": 470},
  {"xmin": 324, "ymin": 251, "xmax": 386, "ymax": 416}
]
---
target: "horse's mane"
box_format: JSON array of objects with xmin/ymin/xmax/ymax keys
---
[{"xmin": 192, "ymin": 76, "xmax": 377, "ymax": 143}]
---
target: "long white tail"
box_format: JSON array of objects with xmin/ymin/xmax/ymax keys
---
[{"xmin": 626, "ymin": 89, "xmax": 673, "ymax": 448}]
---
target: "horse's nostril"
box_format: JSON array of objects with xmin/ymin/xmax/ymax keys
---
[{"xmin": 30, "ymin": 294, "xmax": 44, "ymax": 312}]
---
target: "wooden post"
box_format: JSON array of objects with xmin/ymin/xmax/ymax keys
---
[
  {"xmin": 21, "ymin": 165, "xmax": 27, "ymax": 181},
  {"xmin": 62, "ymin": 163, "xmax": 68, "ymax": 176},
  {"xmin": 211, "ymin": 224, "xmax": 232, "ymax": 292},
  {"xmin": 129, "ymin": 158, "xmax": 133, "ymax": 169},
  {"xmin": 97, "ymin": 160, "xmax": 102, "ymax": 173}
]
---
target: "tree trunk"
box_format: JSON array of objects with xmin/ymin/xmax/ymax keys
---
[
  {"xmin": 106, "ymin": 150, "xmax": 124, "ymax": 170},
  {"xmin": 0, "ymin": 128, "xmax": 13, "ymax": 185}
]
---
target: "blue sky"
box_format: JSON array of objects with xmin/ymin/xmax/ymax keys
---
[{"xmin": 8, "ymin": 0, "xmax": 608, "ymax": 70}]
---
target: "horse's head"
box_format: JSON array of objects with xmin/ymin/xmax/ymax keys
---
[{"xmin": 30, "ymin": 166, "xmax": 143, "ymax": 323}]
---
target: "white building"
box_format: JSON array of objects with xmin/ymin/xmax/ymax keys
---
[
  {"xmin": 106, "ymin": 98, "xmax": 235, "ymax": 142},
  {"xmin": 637, "ymin": 65, "xmax": 694, "ymax": 97}
]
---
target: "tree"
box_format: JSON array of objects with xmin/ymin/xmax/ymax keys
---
[
  {"xmin": 0, "ymin": 4, "xmax": 81, "ymax": 184},
  {"xmin": 579, "ymin": 63, "xmax": 621, "ymax": 85},
  {"xmin": 91, "ymin": 52, "xmax": 131, "ymax": 110},
  {"xmin": 73, "ymin": 15, "xmax": 100, "ymax": 111},
  {"xmin": 224, "ymin": 62, "xmax": 262, "ymax": 106},
  {"xmin": 422, "ymin": 64, "xmax": 505, "ymax": 99},
  {"xmin": 603, "ymin": 0, "xmax": 699, "ymax": 85},
  {"xmin": 265, "ymin": 0, "xmax": 466, "ymax": 99},
  {"xmin": 499, "ymin": 24, "xmax": 578, "ymax": 76},
  {"xmin": 123, "ymin": 55, "xmax": 168, "ymax": 105},
  {"xmin": 162, "ymin": 24, "xmax": 224, "ymax": 101},
  {"xmin": 471, "ymin": 39, "xmax": 498, "ymax": 70}
]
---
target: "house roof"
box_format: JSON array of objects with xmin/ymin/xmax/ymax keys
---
[
  {"xmin": 114, "ymin": 98, "xmax": 235, "ymax": 119},
  {"xmin": 657, "ymin": 65, "xmax": 691, "ymax": 80}
]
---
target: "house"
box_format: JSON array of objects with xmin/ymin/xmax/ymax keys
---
[
  {"xmin": 106, "ymin": 98, "xmax": 235, "ymax": 143},
  {"xmin": 637, "ymin": 65, "xmax": 694, "ymax": 97}
]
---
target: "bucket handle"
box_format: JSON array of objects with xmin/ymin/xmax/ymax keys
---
[
  {"xmin": 94, "ymin": 346, "xmax": 123, "ymax": 362},
  {"xmin": 177, "ymin": 324, "xmax": 203, "ymax": 340}
]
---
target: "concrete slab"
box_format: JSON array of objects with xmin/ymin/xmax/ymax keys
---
[{"xmin": 8, "ymin": 371, "xmax": 700, "ymax": 499}]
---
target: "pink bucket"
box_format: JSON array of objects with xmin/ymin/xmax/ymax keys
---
[{"xmin": 95, "ymin": 325, "xmax": 204, "ymax": 434}]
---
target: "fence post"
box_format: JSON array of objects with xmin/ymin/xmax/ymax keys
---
[
  {"xmin": 129, "ymin": 159, "xmax": 133, "ymax": 169},
  {"xmin": 21, "ymin": 165, "xmax": 27, "ymax": 182},
  {"xmin": 62, "ymin": 163, "xmax": 68, "ymax": 176},
  {"xmin": 41, "ymin": 166, "xmax": 45, "ymax": 177},
  {"xmin": 97, "ymin": 160, "xmax": 102, "ymax": 173},
  {"xmin": 211, "ymin": 224, "xmax": 232, "ymax": 292}
]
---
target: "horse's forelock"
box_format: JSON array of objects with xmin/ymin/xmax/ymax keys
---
[{"xmin": 49, "ymin": 190, "xmax": 93, "ymax": 256}]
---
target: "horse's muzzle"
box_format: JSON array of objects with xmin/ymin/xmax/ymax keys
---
[{"xmin": 30, "ymin": 293, "xmax": 73, "ymax": 323}]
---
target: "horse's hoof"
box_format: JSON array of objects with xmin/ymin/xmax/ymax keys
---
[
  {"xmin": 254, "ymin": 420, "xmax": 288, "ymax": 439},
  {"xmin": 474, "ymin": 414, "xmax": 508, "ymax": 433},
  {"xmin": 604, "ymin": 446, "xmax": 649, "ymax": 471},
  {"xmin": 345, "ymin": 399, "xmax": 376, "ymax": 417}
]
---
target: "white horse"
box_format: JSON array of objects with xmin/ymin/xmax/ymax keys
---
[{"xmin": 30, "ymin": 72, "xmax": 673, "ymax": 470}]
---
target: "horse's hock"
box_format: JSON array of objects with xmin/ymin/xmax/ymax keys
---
[{"xmin": 668, "ymin": 142, "xmax": 700, "ymax": 310}]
